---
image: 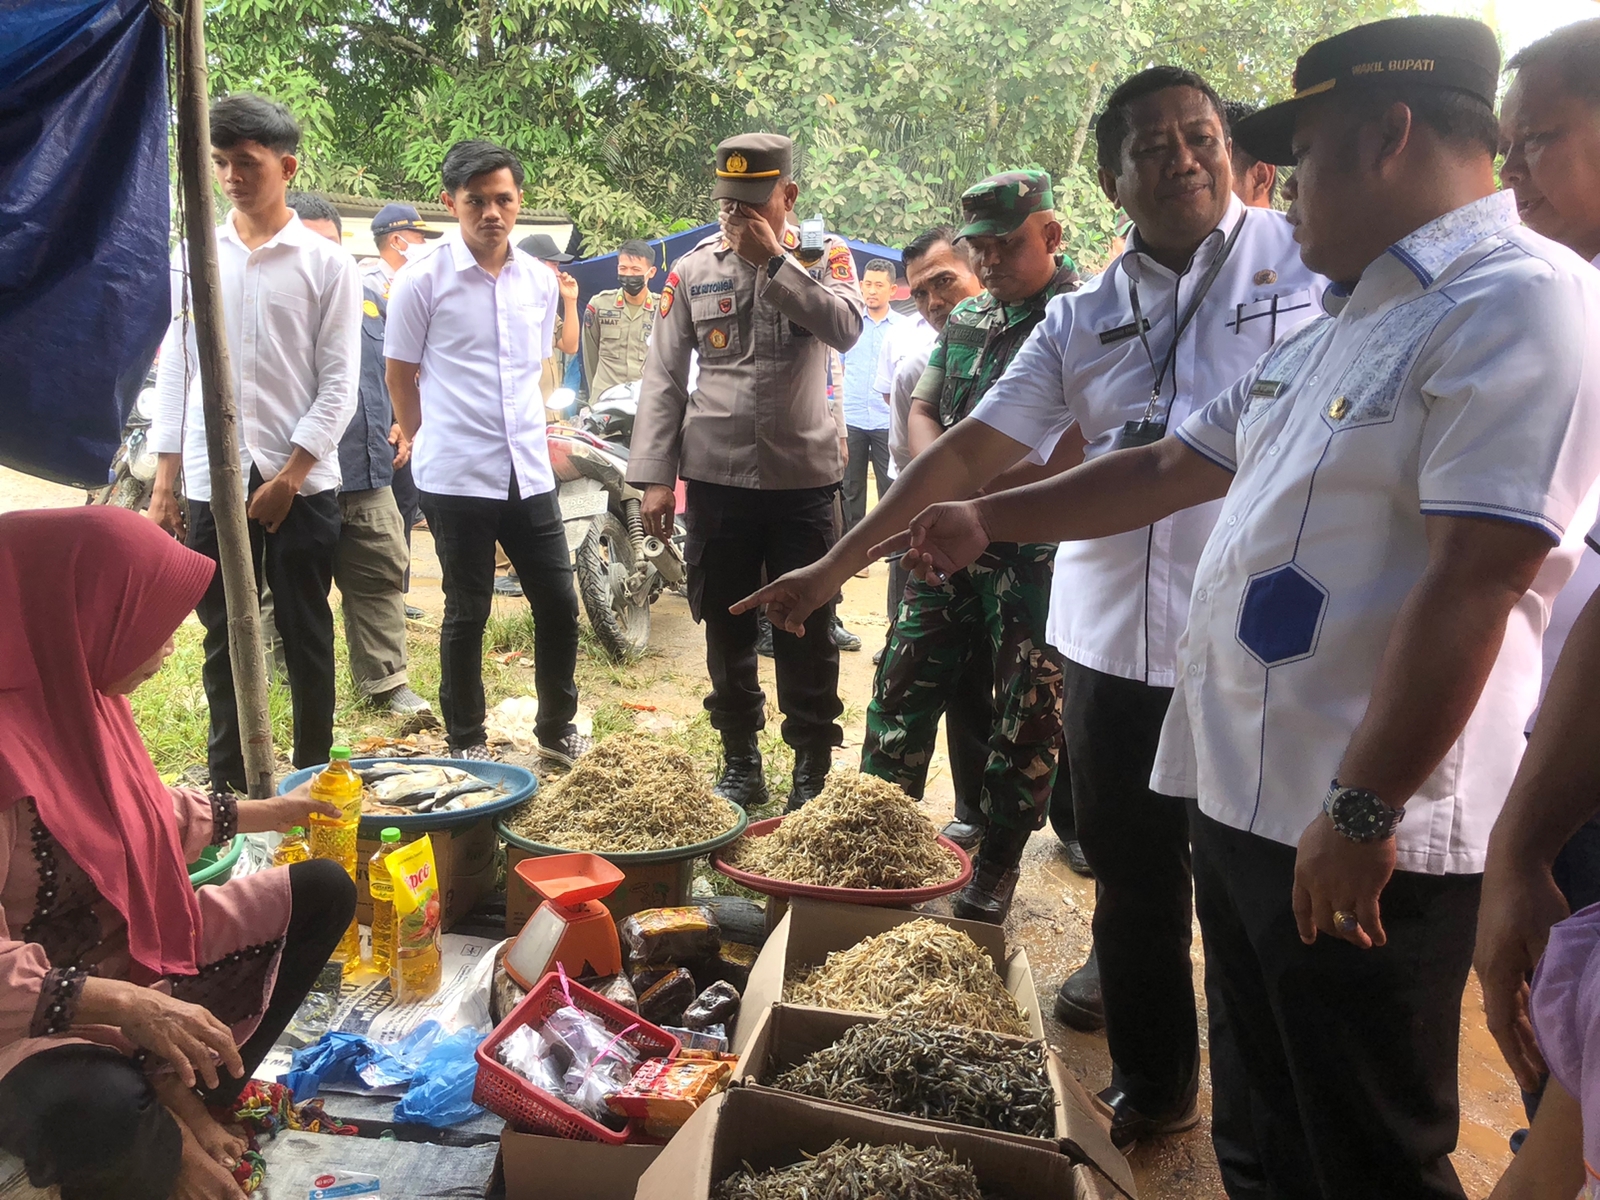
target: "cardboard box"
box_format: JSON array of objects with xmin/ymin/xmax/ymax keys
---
[
  {"xmin": 505, "ymin": 844, "xmax": 693, "ymax": 936},
  {"xmin": 354, "ymin": 820, "xmax": 498, "ymax": 932},
  {"xmin": 497, "ymin": 1127, "xmax": 663, "ymax": 1200},
  {"xmin": 733, "ymin": 898, "xmax": 1045, "ymax": 1054},
  {"xmin": 634, "ymin": 1085, "xmax": 1137, "ymax": 1200}
]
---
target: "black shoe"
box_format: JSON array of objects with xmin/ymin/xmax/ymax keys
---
[
  {"xmin": 872, "ymin": 646, "xmax": 885, "ymax": 666},
  {"xmin": 940, "ymin": 821, "xmax": 985, "ymax": 852},
  {"xmin": 951, "ymin": 823, "xmax": 1032, "ymax": 924},
  {"xmin": 715, "ymin": 733, "xmax": 768, "ymax": 810},
  {"xmin": 1053, "ymin": 952, "xmax": 1104, "ymax": 1032},
  {"xmin": 785, "ymin": 744, "xmax": 832, "ymax": 812},
  {"xmin": 1098, "ymin": 1085, "xmax": 1200, "ymax": 1150},
  {"xmin": 404, "ymin": 604, "xmax": 426, "ymax": 621},
  {"xmin": 756, "ymin": 616, "xmax": 775, "ymax": 658},
  {"xmin": 1063, "ymin": 838, "xmax": 1092, "ymax": 877},
  {"xmin": 494, "ymin": 573, "xmax": 523, "ymax": 598},
  {"xmin": 831, "ymin": 616, "xmax": 862, "ymax": 652}
]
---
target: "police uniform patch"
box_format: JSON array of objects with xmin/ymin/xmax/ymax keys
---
[
  {"xmin": 690, "ymin": 280, "xmax": 735, "ymax": 297},
  {"xmin": 708, "ymin": 328, "xmax": 728, "ymax": 350},
  {"xmin": 660, "ymin": 271, "xmax": 679, "ymax": 317},
  {"xmin": 362, "ymin": 299, "xmax": 380, "ymax": 319},
  {"xmin": 1254, "ymin": 269, "xmax": 1278, "ymax": 286},
  {"xmin": 718, "ymin": 297, "xmax": 733, "ymax": 315}
]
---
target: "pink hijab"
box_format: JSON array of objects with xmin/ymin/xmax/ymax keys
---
[{"xmin": 0, "ymin": 507, "xmax": 216, "ymax": 977}]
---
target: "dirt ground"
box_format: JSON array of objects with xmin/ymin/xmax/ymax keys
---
[{"xmin": 2, "ymin": 466, "xmax": 1523, "ymax": 1197}]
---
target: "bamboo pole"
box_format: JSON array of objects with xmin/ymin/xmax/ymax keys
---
[{"xmin": 176, "ymin": 0, "xmax": 275, "ymax": 800}]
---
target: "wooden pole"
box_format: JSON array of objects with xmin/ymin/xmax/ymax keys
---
[{"xmin": 176, "ymin": 0, "xmax": 275, "ymax": 800}]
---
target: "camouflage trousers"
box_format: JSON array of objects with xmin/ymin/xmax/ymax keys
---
[{"xmin": 861, "ymin": 543, "xmax": 1063, "ymax": 832}]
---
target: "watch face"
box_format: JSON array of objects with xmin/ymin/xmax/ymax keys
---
[{"xmin": 1330, "ymin": 788, "xmax": 1397, "ymax": 841}]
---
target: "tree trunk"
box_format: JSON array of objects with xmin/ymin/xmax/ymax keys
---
[
  {"xmin": 1067, "ymin": 74, "xmax": 1104, "ymax": 177},
  {"xmin": 177, "ymin": 0, "xmax": 276, "ymax": 800},
  {"xmin": 477, "ymin": 0, "xmax": 494, "ymax": 63}
]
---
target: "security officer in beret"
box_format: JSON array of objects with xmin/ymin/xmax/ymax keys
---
[
  {"xmin": 629, "ymin": 132, "xmax": 865, "ymax": 811},
  {"xmin": 582, "ymin": 238, "xmax": 659, "ymax": 398}
]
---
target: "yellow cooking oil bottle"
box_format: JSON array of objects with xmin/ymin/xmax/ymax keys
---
[
  {"xmin": 387, "ymin": 834, "xmax": 442, "ymax": 1002},
  {"xmin": 272, "ymin": 826, "xmax": 310, "ymax": 867},
  {"xmin": 367, "ymin": 828, "xmax": 403, "ymax": 978},
  {"xmin": 309, "ymin": 746, "xmax": 365, "ymax": 971}
]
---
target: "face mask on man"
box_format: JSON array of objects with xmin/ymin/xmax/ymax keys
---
[
  {"xmin": 402, "ymin": 240, "xmax": 433, "ymax": 265},
  {"xmin": 618, "ymin": 274, "xmax": 648, "ymax": 296}
]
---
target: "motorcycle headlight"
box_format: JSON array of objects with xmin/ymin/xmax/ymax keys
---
[
  {"xmin": 128, "ymin": 429, "xmax": 158, "ymax": 483},
  {"xmin": 134, "ymin": 386, "xmax": 157, "ymax": 422}
]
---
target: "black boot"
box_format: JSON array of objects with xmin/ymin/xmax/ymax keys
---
[
  {"xmin": 1053, "ymin": 950, "xmax": 1105, "ymax": 1031},
  {"xmin": 785, "ymin": 744, "xmax": 833, "ymax": 812},
  {"xmin": 940, "ymin": 820, "xmax": 985, "ymax": 852},
  {"xmin": 714, "ymin": 732, "xmax": 768, "ymax": 810},
  {"xmin": 951, "ymin": 822, "xmax": 1032, "ymax": 924}
]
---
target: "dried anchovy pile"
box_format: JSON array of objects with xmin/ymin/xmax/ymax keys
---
[
  {"xmin": 504, "ymin": 734, "xmax": 741, "ymax": 853},
  {"xmin": 771, "ymin": 1019, "xmax": 1054, "ymax": 1138},
  {"xmin": 712, "ymin": 1140, "xmax": 984, "ymax": 1200},
  {"xmin": 786, "ymin": 919, "xmax": 1031, "ymax": 1038},
  {"xmin": 723, "ymin": 771, "xmax": 959, "ymax": 889}
]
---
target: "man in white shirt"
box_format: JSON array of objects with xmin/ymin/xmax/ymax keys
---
[
  {"xmin": 385, "ymin": 140, "xmax": 589, "ymax": 767},
  {"xmin": 742, "ymin": 67, "xmax": 1325, "ymax": 1147},
  {"xmin": 148, "ymin": 94, "xmax": 360, "ymax": 793},
  {"xmin": 840, "ymin": 259, "xmax": 901, "ymax": 534},
  {"xmin": 882, "ymin": 17, "xmax": 1600, "ymax": 1195}
]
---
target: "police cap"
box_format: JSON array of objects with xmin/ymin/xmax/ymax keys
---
[
  {"xmin": 711, "ymin": 133, "xmax": 793, "ymax": 204},
  {"xmin": 371, "ymin": 203, "xmax": 440, "ymax": 239}
]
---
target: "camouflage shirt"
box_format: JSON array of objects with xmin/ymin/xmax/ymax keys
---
[{"xmin": 913, "ymin": 256, "xmax": 1080, "ymax": 428}]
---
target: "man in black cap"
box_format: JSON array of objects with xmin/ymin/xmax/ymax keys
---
[
  {"xmin": 869, "ymin": 15, "xmax": 1600, "ymax": 1196},
  {"xmin": 517, "ymin": 232, "xmax": 581, "ymax": 402},
  {"xmin": 629, "ymin": 132, "xmax": 865, "ymax": 811}
]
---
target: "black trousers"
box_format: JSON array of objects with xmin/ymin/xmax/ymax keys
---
[
  {"xmin": 420, "ymin": 482, "xmax": 579, "ymax": 752},
  {"xmin": 1062, "ymin": 657, "xmax": 1197, "ymax": 1114},
  {"xmin": 887, "ymin": 557, "xmax": 994, "ymax": 823},
  {"xmin": 189, "ymin": 471, "xmax": 340, "ymax": 793},
  {"xmin": 684, "ymin": 480, "xmax": 842, "ymax": 749},
  {"xmin": 1190, "ymin": 804, "xmax": 1481, "ymax": 1199},
  {"xmin": 0, "ymin": 860, "xmax": 353, "ymax": 1199},
  {"xmin": 841, "ymin": 426, "xmax": 891, "ymax": 533}
]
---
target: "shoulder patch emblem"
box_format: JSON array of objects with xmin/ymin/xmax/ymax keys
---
[
  {"xmin": 660, "ymin": 271, "xmax": 678, "ymax": 317},
  {"xmin": 362, "ymin": 299, "xmax": 380, "ymax": 319}
]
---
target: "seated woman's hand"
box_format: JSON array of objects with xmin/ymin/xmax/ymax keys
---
[
  {"xmin": 79, "ymin": 979, "xmax": 244, "ymax": 1090},
  {"xmin": 235, "ymin": 783, "xmax": 342, "ymax": 835}
]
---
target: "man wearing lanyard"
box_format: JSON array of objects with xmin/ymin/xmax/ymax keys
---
[
  {"xmin": 739, "ymin": 68, "xmax": 1324, "ymax": 1145},
  {"xmin": 885, "ymin": 18, "xmax": 1600, "ymax": 1194}
]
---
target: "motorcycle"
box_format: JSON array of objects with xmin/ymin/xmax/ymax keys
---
[
  {"xmin": 547, "ymin": 389, "xmax": 686, "ymax": 662},
  {"xmin": 576, "ymin": 380, "xmax": 640, "ymax": 447},
  {"xmin": 92, "ymin": 377, "xmax": 160, "ymax": 511}
]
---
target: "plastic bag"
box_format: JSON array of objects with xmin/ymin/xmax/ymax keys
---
[
  {"xmin": 586, "ymin": 973, "xmax": 638, "ymax": 1013},
  {"xmin": 392, "ymin": 1028, "xmax": 487, "ymax": 1127},
  {"xmin": 637, "ymin": 968, "xmax": 696, "ymax": 1026},
  {"xmin": 618, "ymin": 907, "xmax": 721, "ymax": 972},
  {"xmin": 281, "ymin": 1021, "xmax": 445, "ymax": 1099},
  {"xmin": 495, "ymin": 1025, "xmax": 564, "ymax": 1094},
  {"xmin": 681, "ymin": 981, "xmax": 740, "ymax": 1032}
]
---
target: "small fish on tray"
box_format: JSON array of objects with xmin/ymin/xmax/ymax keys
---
[{"xmin": 356, "ymin": 763, "xmax": 508, "ymax": 815}]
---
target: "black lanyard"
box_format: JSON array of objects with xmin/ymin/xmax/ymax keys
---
[{"xmin": 1119, "ymin": 215, "xmax": 1247, "ymax": 447}]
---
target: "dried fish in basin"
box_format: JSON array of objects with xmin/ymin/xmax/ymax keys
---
[
  {"xmin": 504, "ymin": 733, "xmax": 741, "ymax": 853},
  {"xmin": 785, "ymin": 919, "xmax": 1030, "ymax": 1038},
  {"xmin": 712, "ymin": 1140, "xmax": 983, "ymax": 1200},
  {"xmin": 770, "ymin": 1019, "xmax": 1054, "ymax": 1138},
  {"xmin": 722, "ymin": 770, "xmax": 960, "ymax": 890}
]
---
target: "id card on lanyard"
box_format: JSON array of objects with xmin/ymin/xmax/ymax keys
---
[{"xmin": 1117, "ymin": 216, "xmax": 1247, "ymax": 450}]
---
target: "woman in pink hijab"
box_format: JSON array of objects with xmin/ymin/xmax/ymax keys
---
[{"xmin": 0, "ymin": 508, "xmax": 354, "ymax": 1200}]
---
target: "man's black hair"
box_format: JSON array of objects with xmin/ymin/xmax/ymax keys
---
[
  {"xmin": 902, "ymin": 225, "xmax": 957, "ymax": 266},
  {"xmin": 1095, "ymin": 67, "xmax": 1228, "ymax": 177},
  {"xmin": 441, "ymin": 140, "xmax": 525, "ymax": 193},
  {"xmin": 1346, "ymin": 83, "xmax": 1500, "ymax": 159},
  {"xmin": 286, "ymin": 192, "xmax": 342, "ymax": 236},
  {"xmin": 864, "ymin": 256, "xmax": 897, "ymax": 279},
  {"xmin": 1507, "ymin": 17, "xmax": 1600, "ymax": 105},
  {"xmin": 616, "ymin": 238, "xmax": 656, "ymax": 265},
  {"xmin": 210, "ymin": 93, "xmax": 300, "ymax": 156},
  {"xmin": 1223, "ymin": 100, "xmax": 1278, "ymax": 203}
]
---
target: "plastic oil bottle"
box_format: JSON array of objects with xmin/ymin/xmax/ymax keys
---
[
  {"xmin": 367, "ymin": 828, "xmax": 403, "ymax": 979},
  {"xmin": 272, "ymin": 826, "xmax": 310, "ymax": 867},
  {"xmin": 309, "ymin": 746, "xmax": 365, "ymax": 971}
]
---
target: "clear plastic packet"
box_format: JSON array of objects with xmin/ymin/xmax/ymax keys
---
[{"xmin": 494, "ymin": 1024, "xmax": 563, "ymax": 1095}]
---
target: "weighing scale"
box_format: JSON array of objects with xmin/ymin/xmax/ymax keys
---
[{"xmin": 504, "ymin": 853, "xmax": 626, "ymax": 988}]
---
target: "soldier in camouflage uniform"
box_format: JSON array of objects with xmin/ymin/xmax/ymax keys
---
[{"xmin": 864, "ymin": 171, "xmax": 1079, "ymax": 922}]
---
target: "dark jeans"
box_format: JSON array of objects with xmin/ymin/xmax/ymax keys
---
[
  {"xmin": 419, "ymin": 483, "xmax": 580, "ymax": 752},
  {"xmin": 684, "ymin": 480, "xmax": 842, "ymax": 749},
  {"xmin": 887, "ymin": 557, "xmax": 994, "ymax": 824},
  {"xmin": 1191, "ymin": 804, "xmax": 1480, "ymax": 1199},
  {"xmin": 1062, "ymin": 658, "xmax": 1196, "ymax": 1114},
  {"xmin": 189, "ymin": 471, "xmax": 340, "ymax": 792},
  {"xmin": 841, "ymin": 425, "xmax": 892, "ymax": 533},
  {"xmin": 392, "ymin": 460, "xmax": 421, "ymax": 592},
  {"xmin": 0, "ymin": 860, "xmax": 354, "ymax": 1198}
]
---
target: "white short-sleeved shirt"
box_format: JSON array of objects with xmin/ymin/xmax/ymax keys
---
[
  {"xmin": 971, "ymin": 196, "xmax": 1326, "ymax": 685},
  {"xmin": 1158, "ymin": 192, "xmax": 1600, "ymax": 874},
  {"xmin": 384, "ymin": 231, "xmax": 559, "ymax": 500},
  {"xmin": 875, "ymin": 315, "xmax": 937, "ymax": 472}
]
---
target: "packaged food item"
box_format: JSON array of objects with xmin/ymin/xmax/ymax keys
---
[
  {"xmin": 662, "ymin": 1025, "xmax": 730, "ymax": 1054},
  {"xmin": 386, "ymin": 834, "xmax": 442, "ymax": 1003},
  {"xmin": 618, "ymin": 907, "xmax": 721, "ymax": 972},
  {"xmin": 681, "ymin": 981, "xmax": 741, "ymax": 1032},
  {"xmin": 637, "ymin": 967, "xmax": 696, "ymax": 1026},
  {"xmin": 607, "ymin": 1055, "xmax": 734, "ymax": 1136},
  {"xmin": 586, "ymin": 973, "xmax": 638, "ymax": 1013},
  {"xmin": 695, "ymin": 941, "xmax": 758, "ymax": 993},
  {"xmin": 273, "ymin": 826, "xmax": 311, "ymax": 867},
  {"xmin": 308, "ymin": 1170, "xmax": 380, "ymax": 1199},
  {"xmin": 630, "ymin": 965, "xmax": 678, "ymax": 995},
  {"xmin": 310, "ymin": 747, "xmax": 365, "ymax": 970},
  {"xmin": 368, "ymin": 828, "xmax": 403, "ymax": 977}
]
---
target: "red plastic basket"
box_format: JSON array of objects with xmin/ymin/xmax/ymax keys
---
[{"xmin": 473, "ymin": 971, "xmax": 680, "ymax": 1143}]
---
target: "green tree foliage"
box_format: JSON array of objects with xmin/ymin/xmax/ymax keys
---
[{"xmin": 209, "ymin": 0, "xmax": 1404, "ymax": 261}]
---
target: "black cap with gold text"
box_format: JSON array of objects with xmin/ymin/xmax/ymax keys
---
[
  {"xmin": 711, "ymin": 133, "xmax": 793, "ymax": 204},
  {"xmin": 1234, "ymin": 16, "xmax": 1500, "ymax": 166}
]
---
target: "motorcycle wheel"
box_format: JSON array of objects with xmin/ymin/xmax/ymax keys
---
[{"xmin": 577, "ymin": 511, "xmax": 651, "ymax": 662}]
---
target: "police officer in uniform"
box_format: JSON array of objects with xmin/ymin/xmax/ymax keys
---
[
  {"xmin": 629, "ymin": 133, "xmax": 866, "ymax": 810},
  {"xmin": 582, "ymin": 238, "xmax": 658, "ymax": 398}
]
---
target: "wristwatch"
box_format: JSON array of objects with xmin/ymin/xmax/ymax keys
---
[
  {"xmin": 766, "ymin": 254, "xmax": 787, "ymax": 279},
  {"xmin": 1323, "ymin": 780, "xmax": 1404, "ymax": 842}
]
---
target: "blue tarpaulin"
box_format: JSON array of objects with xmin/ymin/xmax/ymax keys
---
[{"xmin": 0, "ymin": 0, "xmax": 170, "ymax": 486}]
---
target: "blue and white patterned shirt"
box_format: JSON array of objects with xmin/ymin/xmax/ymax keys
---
[{"xmin": 1157, "ymin": 192, "xmax": 1600, "ymax": 873}]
